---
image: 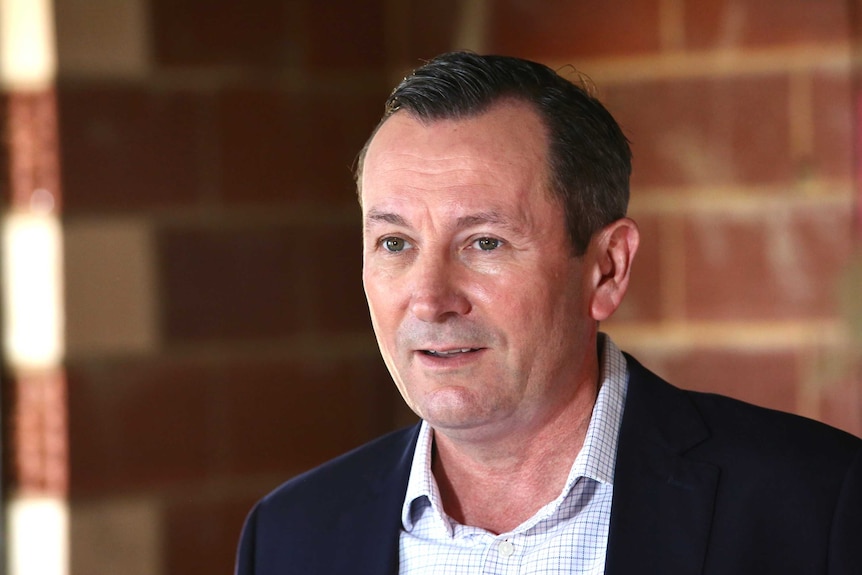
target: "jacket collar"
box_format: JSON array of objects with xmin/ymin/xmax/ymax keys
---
[
  {"xmin": 604, "ymin": 354, "xmax": 720, "ymax": 575},
  {"xmin": 328, "ymin": 424, "xmax": 420, "ymax": 575}
]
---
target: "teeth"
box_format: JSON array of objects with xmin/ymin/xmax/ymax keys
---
[{"xmin": 427, "ymin": 348, "xmax": 473, "ymax": 357}]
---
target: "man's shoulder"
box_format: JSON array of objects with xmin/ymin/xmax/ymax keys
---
[
  {"xmin": 624, "ymin": 352, "xmax": 861, "ymax": 467},
  {"xmin": 685, "ymin": 385, "xmax": 861, "ymax": 467},
  {"xmin": 255, "ymin": 423, "xmax": 420, "ymax": 517},
  {"xmin": 236, "ymin": 426, "xmax": 419, "ymax": 572}
]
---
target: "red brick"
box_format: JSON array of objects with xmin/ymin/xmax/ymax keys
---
[
  {"xmin": 158, "ymin": 222, "xmax": 369, "ymax": 344},
  {"xmin": 603, "ymin": 75, "xmax": 794, "ymax": 189},
  {"xmin": 67, "ymin": 351, "xmax": 401, "ymax": 495},
  {"xmin": 5, "ymin": 370, "xmax": 67, "ymax": 495},
  {"xmin": 488, "ymin": 0, "xmax": 662, "ymax": 59},
  {"xmin": 305, "ymin": 0, "xmax": 387, "ymax": 70},
  {"xmin": 607, "ymin": 213, "xmax": 664, "ymax": 323},
  {"xmin": 315, "ymin": 224, "xmax": 370, "ymax": 332},
  {"xmin": 159, "ymin": 225, "xmax": 306, "ymax": 342},
  {"xmin": 404, "ymin": 0, "xmax": 462, "ymax": 62},
  {"xmin": 151, "ymin": 0, "xmax": 293, "ymax": 68},
  {"xmin": 811, "ymin": 70, "xmax": 854, "ymax": 180},
  {"xmin": 684, "ymin": 0, "xmax": 849, "ymax": 49},
  {"xmin": 58, "ymin": 84, "xmax": 208, "ymax": 212},
  {"xmin": 221, "ymin": 355, "xmax": 397, "ymax": 476},
  {"xmin": 0, "ymin": 90, "xmax": 62, "ymax": 210},
  {"xmin": 656, "ymin": 348, "xmax": 800, "ymax": 414},
  {"xmin": 217, "ymin": 86, "xmax": 383, "ymax": 206},
  {"xmin": 682, "ymin": 205, "xmax": 852, "ymax": 320},
  {"xmin": 164, "ymin": 496, "xmax": 257, "ymax": 575},
  {"xmin": 67, "ymin": 358, "xmax": 216, "ymax": 495}
]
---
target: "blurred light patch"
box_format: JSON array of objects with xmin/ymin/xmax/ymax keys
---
[
  {"xmin": 2, "ymin": 213, "xmax": 64, "ymax": 368},
  {"xmin": 29, "ymin": 188, "xmax": 56, "ymax": 214},
  {"xmin": 0, "ymin": 0, "xmax": 56, "ymax": 88},
  {"xmin": 7, "ymin": 497, "xmax": 68, "ymax": 575}
]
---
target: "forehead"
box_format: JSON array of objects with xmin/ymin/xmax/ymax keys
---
[{"xmin": 360, "ymin": 100, "xmax": 551, "ymax": 211}]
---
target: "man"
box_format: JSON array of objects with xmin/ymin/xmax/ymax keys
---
[{"xmin": 236, "ymin": 52, "xmax": 861, "ymax": 574}]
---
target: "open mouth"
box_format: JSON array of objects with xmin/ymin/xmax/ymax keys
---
[{"xmin": 421, "ymin": 348, "xmax": 480, "ymax": 357}]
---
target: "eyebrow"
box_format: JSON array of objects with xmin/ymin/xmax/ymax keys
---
[
  {"xmin": 364, "ymin": 209, "xmax": 406, "ymax": 231},
  {"xmin": 456, "ymin": 211, "xmax": 518, "ymax": 230}
]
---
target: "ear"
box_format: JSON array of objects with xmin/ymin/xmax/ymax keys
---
[{"xmin": 586, "ymin": 218, "xmax": 640, "ymax": 321}]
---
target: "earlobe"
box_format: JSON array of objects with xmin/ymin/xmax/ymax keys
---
[{"xmin": 588, "ymin": 218, "xmax": 640, "ymax": 321}]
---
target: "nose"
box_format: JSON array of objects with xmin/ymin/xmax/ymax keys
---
[{"xmin": 409, "ymin": 251, "xmax": 471, "ymax": 322}]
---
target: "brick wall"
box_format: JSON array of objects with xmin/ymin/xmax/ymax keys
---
[{"xmin": 52, "ymin": 1, "xmax": 861, "ymax": 573}]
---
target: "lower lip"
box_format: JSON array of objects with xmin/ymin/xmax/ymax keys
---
[{"xmin": 414, "ymin": 349, "xmax": 485, "ymax": 369}]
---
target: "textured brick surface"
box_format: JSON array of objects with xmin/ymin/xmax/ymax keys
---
[
  {"xmin": 221, "ymin": 355, "xmax": 396, "ymax": 475},
  {"xmin": 405, "ymin": 0, "xmax": 462, "ymax": 61},
  {"xmin": 158, "ymin": 222, "xmax": 368, "ymax": 343},
  {"xmin": 653, "ymin": 348, "xmax": 801, "ymax": 414},
  {"xmin": 0, "ymin": 90, "xmax": 62, "ymax": 210},
  {"xmin": 5, "ymin": 370, "xmax": 68, "ymax": 495},
  {"xmin": 67, "ymin": 358, "xmax": 214, "ymax": 494},
  {"xmin": 164, "ymin": 496, "xmax": 257, "ymax": 575},
  {"xmin": 68, "ymin": 353, "xmax": 397, "ymax": 495},
  {"xmin": 488, "ymin": 0, "xmax": 662, "ymax": 59},
  {"xmin": 70, "ymin": 497, "xmax": 162, "ymax": 575},
  {"xmin": 64, "ymin": 219, "xmax": 158, "ymax": 357},
  {"xmin": 683, "ymin": 0, "xmax": 849, "ymax": 49},
  {"xmin": 55, "ymin": 0, "xmax": 151, "ymax": 77},
  {"xmin": 603, "ymin": 75, "xmax": 794, "ymax": 189},
  {"xmin": 811, "ymin": 70, "xmax": 854, "ymax": 181},
  {"xmin": 682, "ymin": 206, "xmax": 852, "ymax": 320},
  {"xmin": 217, "ymin": 86, "xmax": 383, "ymax": 206},
  {"xmin": 159, "ymin": 225, "xmax": 307, "ymax": 342},
  {"xmin": 315, "ymin": 224, "xmax": 373, "ymax": 332},
  {"xmin": 305, "ymin": 0, "xmax": 387, "ymax": 70},
  {"xmin": 59, "ymin": 84, "xmax": 208, "ymax": 211},
  {"xmin": 151, "ymin": 0, "xmax": 292, "ymax": 68}
]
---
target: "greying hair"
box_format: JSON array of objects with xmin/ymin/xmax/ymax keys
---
[{"xmin": 355, "ymin": 51, "xmax": 631, "ymax": 255}]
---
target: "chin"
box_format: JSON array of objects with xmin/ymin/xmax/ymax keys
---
[{"xmin": 422, "ymin": 402, "xmax": 501, "ymax": 433}]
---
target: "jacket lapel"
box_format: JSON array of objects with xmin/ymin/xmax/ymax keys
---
[
  {"xmin": 604, "ymin": 355, "xmax": 720, "ymax": 575},
  {"xmin": 328, "ymin": 424, "xmax": 419, "ymax": 575}
]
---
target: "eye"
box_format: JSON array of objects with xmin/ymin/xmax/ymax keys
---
[
  {"xmin": 381, "ymin": 237, "xmax": 410, "ymax": 252},
  {"xmin": 473, "ymin": 237, "xmax": 501, "ymax": 251}
]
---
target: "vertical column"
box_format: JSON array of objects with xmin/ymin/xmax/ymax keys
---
[
  {"xmin": 0, "ymin": 1, "xmax": 67, "ymax": 575},
  {"xmin": 855, "ymin": 0, "xmax": 862, "ymax": 236}
]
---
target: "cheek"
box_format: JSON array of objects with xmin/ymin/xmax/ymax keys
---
[
  {"xmin": 500, "ymin": 276, "xmax": 581, "ymax": 345},
  {"xmin": 363, "ymin": 267, "xmax": 388, "ymax": 308}
]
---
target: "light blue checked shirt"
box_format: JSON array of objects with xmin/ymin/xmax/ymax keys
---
[{"xmin": 398, "ymin": 334, "xmax": 629, "ymax": 575}]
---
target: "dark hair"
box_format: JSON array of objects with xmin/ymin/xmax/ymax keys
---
[{"xmin": 355, "ymin": 51, "xmax": 631, "ymax": 255}]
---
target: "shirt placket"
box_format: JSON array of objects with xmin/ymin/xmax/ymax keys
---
[{"xmin": 478, "ymin": 533, "xmax": 523, "ymax": 575}]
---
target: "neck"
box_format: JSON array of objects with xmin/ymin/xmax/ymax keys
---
[{"xmin": 431, "ymin": 376, "xmax": 598, "ymax": 534}]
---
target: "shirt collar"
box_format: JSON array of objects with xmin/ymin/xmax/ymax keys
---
[
  {"xmin": 401, "ymin": 419, "xmax": 440, "ymax": 532},
  {"xmin": 400, "ymin": 333, "xmax": 629, "ymax": 532}
]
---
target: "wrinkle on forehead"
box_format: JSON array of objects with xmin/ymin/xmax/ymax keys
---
[
  {"xmin": 362, "ymin": 101, "xmax": 548, "ymax": 180},
  {"xmin": 360, "ymin": 101, "xmax": 556, "ymax": 237},
  {"xmin": 364, "ymin": 206, "xmax": 530, "ymax": 237}
]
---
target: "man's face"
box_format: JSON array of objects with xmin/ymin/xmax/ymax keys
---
[{"xmin": 360, "ymin": 100, "xmax": 598, "ymax": 442}]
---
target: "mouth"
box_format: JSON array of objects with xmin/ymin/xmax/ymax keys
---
[{"xmin": 420, "ymin": 347, "xmax": 482, "ymax": 358}]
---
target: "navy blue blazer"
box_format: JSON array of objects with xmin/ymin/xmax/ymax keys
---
[{"xmin": 236, "ymin": 354, "xmax": 862, "ymax": 574}]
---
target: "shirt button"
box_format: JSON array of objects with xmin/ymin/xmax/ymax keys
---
[{"xmin": 497, "ymin": 540, "xmax": 515, "ymax": 557}]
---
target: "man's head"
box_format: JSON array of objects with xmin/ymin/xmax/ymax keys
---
[
  {"xmin": 356, "ymin": 51, "xmax": 632, "ymax": 256},
  {"xmin": 358, "ymin": 53, "xmax": 639, "ymax": 442}
]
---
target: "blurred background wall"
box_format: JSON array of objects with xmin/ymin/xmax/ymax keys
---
[{"xmin": 0, "ymin": 0, "xmax": 860, "ymax": 573}]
